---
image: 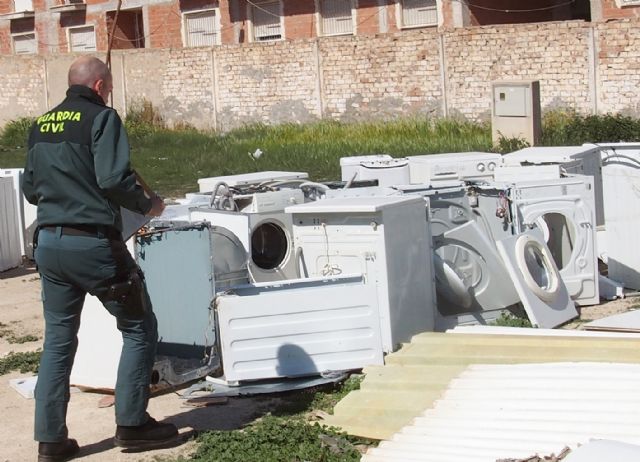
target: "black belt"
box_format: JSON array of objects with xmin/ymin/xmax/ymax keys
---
[{"xmin": 41, "ymin": 224, "xmax": 121, "ymax": 240}]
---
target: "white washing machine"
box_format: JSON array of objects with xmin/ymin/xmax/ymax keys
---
[
  {"xmin": 506, "ymin": 176, "xmax": 599, "ymax": 306},
  {"xmin": 502, "ymin": 145, "xmax": 604, "ymax": 226},
  {"xmin": 287, "ymin": 196, "xmax": 435, "ymax": 353},
  {"xmin": 393, "ymin": 182, "xmax": 520, "ymax": 328},
  {"xmin": 190, "ymin": 188, "xmax": 304, "ymax": 283},
  {"xmin": 408, "ymin": 152, "xmax": 502, "ymax": 184},
  {"xmin": 339, "ymin": 155, "xmax": 410, "ymax": 187},
  {"xmin": 197, "ymin": 171, "xmax": 309, "ymax": 193},
  {"xmin": 597, "ymin": 142, "xmax": 640, "ymax": 288}
]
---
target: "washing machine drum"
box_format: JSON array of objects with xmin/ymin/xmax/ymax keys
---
[
  {"xmin": 251, "ymin": 221, "xmax": 289, "ymax": 271},
  {"xmin": 515, "ymin": 234, "xmax": 561, "ymax": 303}
]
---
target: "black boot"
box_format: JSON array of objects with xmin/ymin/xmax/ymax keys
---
[
  {"xmin": 114, "ymin": 416, "xmax": 178, "ymax": 450},
  {"xmin": 38, "ymin": 438, "xmax": 79, "ymax": 462}
]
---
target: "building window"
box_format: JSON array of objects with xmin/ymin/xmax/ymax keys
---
[
  {"xmin": 68, "ymin": 25, "xmax": 96, "ymax": 52},
  {"xmin": 399, "ymin": 0, "xmax": 437, "ymax": 28},
  {"xmin": 249, "ymin": 0, "xmax": 283, "ymax": 42},
  {"xmin": 13, "ymin": 0, "xmax": 34, "ymax": 13},
  {"xmin": 106, "ymin": 8, "xmax": 145, "ymax": 49},
  {"xmin": 318, "ymin": 0, "xmax": 354, "ymax": 36},
  {"xmin": 183, "ymin": 9, "xmax": 219, "ymax": 47},
  {"xmin": 12, "ymin": 32, "xmax": 36, "ymax": 54}
]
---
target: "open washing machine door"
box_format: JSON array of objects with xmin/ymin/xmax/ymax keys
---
[
  {"xmin": 511, "ymin": 177, "xmax": 599, "ymax": 306},
  {"xmin": 496, "ymin": 232, "xmax": 578, "ymax": 328}
]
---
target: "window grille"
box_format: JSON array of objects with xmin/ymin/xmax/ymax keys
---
[
  {"xmin": 319, "ymin": 0, "xmax": 353, "ymax": 36},
  {"xmin": 13, "ymin": 33, "xmax": 36, "ymax": 54},
  {"xmin": 69, "ymin": 26, "xmax": 96, "ymax": 52},
  {"xmin": 401, "ymin": 0, "xmax": 437, "ymax": 28},
  {"xmin": 184, "ymin": 9, "xmax": 218, "ymax": 47},
  {"xmin": 251, "ymin": 1, "xmax": 282, "ymax": 42}
]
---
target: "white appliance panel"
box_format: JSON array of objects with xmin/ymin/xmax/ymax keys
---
[
  {"xmin": 0, "ymin": 177, "xmax": 23, "ymax": 271},
  {"xmin": 599, "ymin": 143, "xmax": 640, "ymax": 289},
  {"xmin": 217, "ymin": 275, "xmax": 383, "ymax": 382},
  {"xmin": 408, "ymin": 152, "xmax": 501, "ymax": 184},
  {"xmin": 510, "ymin": 177, "xmax": 599, "ymax": 306}
]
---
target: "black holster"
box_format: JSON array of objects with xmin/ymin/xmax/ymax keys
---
[{"xmin": 107, "ymin": 269, "xmax": 148, "ymax": 317}]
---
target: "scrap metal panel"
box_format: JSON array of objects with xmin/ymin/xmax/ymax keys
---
[
  {"xmin": 216, "ymin": 275, "xmax": 383, "ymax": 382},
  {"xmin": 0, "ymin": 176, "xmax": 22, "ymax": 271}
]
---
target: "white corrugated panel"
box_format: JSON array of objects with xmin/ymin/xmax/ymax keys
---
[
  {"xmin": 0, "ymin": 177, "xmax": 22, "ymax": 272},
  {"xmin": 362, "ymin": 362, "xmax": 640, "ymax": 462},
  {"xmin": 13, "ymin": 33, "xmax": 36, "ymax": 54},
  {"xmin": 252, "ymin": 1, "xmax": 282, "ymax": 41},
  {"xmin": 184, "ymin": 10, "xmax": 218, "ymax": 47},
  {"xmin": 401, "ymin": 0, "xmax": 437, "ymax": 28},
  {"xmin": 450, "ymin": 325, "xmax": 640, "ymax": 338},
  {"xmin": 320, "ymin": 0, "xmax": 353, "ymax": 36},
  {"xmin": 69, "ymin": 26, "xmax": 96, "ymax": 52}
]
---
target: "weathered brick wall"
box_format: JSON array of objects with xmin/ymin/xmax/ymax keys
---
[
  {"xmin": 445, "ymin": 21, "xmax": 593, "ymax": 120},
  {"xmin": 320, "ymin": 30, "xmax": 443, "ymax": 120},
  {"xmin": 1, "ymin": 19, "xmax": 640, "ymax": 131},
  {"xmin": 120, "ymin": 48, "xmax": 215, "ymax": 128},
  {"xmin": 214, "ymin": 40, "xmax": 320, "ymax": 130},
  {"xmin": 0, "ymin": 56, "xmax": 47, "ymax": 123},
  {"xmin": 596, "ymin": 19, "xmax": 640, "ymax": 114}
]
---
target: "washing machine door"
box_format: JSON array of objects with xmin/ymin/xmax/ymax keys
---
[
  {"xmin": 513, "ymin": 188, "xmax": 598, "ymax": 306},
  {"xmin": 497, "ymin": 233, "xmax": 578, "ymax": 328}
]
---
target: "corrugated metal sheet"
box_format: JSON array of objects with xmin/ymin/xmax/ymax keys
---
[
  {"xmin": 362, "ymin": 362, "xmax": 640, "ymax": 462},
  {"xmin": 324, "ymin": 329, "xmax": 640, "ymax": 441}
]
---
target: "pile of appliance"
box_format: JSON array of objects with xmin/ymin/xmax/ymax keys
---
[{"xmin": 4, "ymin": 144, "xmax": 636, "ymax": 390}]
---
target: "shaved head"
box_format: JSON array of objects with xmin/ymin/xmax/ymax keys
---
[{"xmin": 68, "ymin": 56, "xmax": 111, "ymax": 88}]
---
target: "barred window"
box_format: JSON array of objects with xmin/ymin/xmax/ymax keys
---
[
  {"xmin": 12, "ymin": 33, "xmax": 36, "ymax": 54},
  {"xmin": 184, "ymin": 9, "xmax": 219, "ymax": 47},
  {"xmin": 400, "ymin": 0, "xmax": 437, "ymax": 28},
  {"xmin": 250, "ymin": 0, "xmax": 282, "ymax": 42},
  {"xmin": 69, "ymin": 26, "xmax": 96, "ymax": 52},
  {"xmin": 318, "ymin": 0, "xmax": 354, "ymax": 36}
]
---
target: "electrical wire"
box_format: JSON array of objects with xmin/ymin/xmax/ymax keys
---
[{"xmin": 460, "ymin": 0, "xmax": 577, "ymax": 13}]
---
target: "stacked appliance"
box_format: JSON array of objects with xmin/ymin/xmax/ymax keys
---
[
  {"xmin": 190, "ymin": 172, "xmax": 310, "ymax": 283},
  {"xmin": 286, "ymin": 195, "xmax": 436, "ymax": 353}
]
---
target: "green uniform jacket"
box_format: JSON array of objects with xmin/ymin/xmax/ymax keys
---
[{"xmin": 22, "ymin": 85, "xmax": 151, "ymax": 232}]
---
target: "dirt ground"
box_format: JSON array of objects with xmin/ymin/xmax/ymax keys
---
[
  {"xmin": 1, "ymin": 263, "xmax": 637, "ymax": 462},
  {"xmin": 0, "ymin": 263, "xmax": 292, "ymax": 462}
]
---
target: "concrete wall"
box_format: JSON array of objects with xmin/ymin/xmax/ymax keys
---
[{"xmin": 1, "ymin": 18, "xmax": 640, "ymax": 131}]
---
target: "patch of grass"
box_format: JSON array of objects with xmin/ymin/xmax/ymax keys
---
[
  {"xmin": 7, "ymin": 334, "xmax": 39, "ymax": 344},
  {"xmin": 0, "ymin": 117, "xmax": 34, "ymax": 150},
  {"xmin": 0, "ymin": 350, "xmax": 41, "ymax": 375},
  {"xmin": 183, "ymin": 415, "xmax": 362, "ymax": 462},
  {"xmin": 542, "ymin": 110, "xmax": 640, "ymax": 145},
  {"xmin": 174, "ymin": 375, "xmax": 370, "ymax": 462},
  {"xmin": 490, "ymin": 312, "xmax": 533, "ymax": 328}
]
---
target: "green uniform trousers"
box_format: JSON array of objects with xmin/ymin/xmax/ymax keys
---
[{"xmin": 34, "ymin": 226, "xmax": 158, "ymax": 442}]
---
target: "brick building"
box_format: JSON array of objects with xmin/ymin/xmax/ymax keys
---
[{"xmin": 0, "ymin": 0, "xmax": 637, "ymax": 55}]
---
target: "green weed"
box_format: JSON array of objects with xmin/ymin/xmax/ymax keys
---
[
  {"xmin": 0, "ymin": 350, "xmax": 41, "ymax": 375},
  {"xmin": 183, "ymin": 415, "xmax": 362, "ymax": 462},
  {"xmin": 490, "ymin": 311, "xmax": 533, "ymax": 328},
  {"xmin": 0, "ymin": 117, "xmax": 34, "ymax": 150}
]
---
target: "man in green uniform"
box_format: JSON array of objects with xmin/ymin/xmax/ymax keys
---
[{"xmin": 23, "ymin": 56, "xmax": 178, "ymax": 462}]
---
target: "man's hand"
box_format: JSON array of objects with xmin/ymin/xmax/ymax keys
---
[{"xmin": 147, "ymin": 195, "xmax": 166, "ymax": 217}]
